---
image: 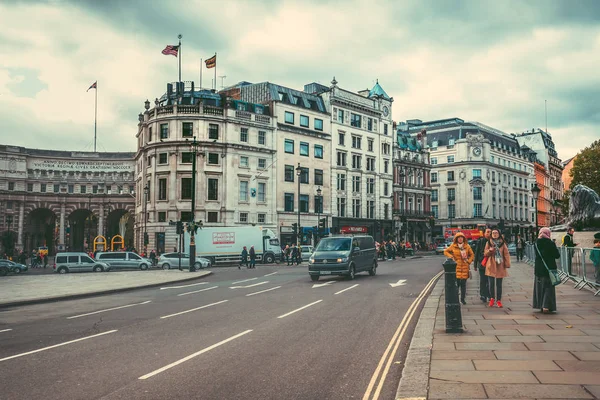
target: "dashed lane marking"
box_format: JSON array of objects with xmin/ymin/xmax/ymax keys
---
[
  {"xmin": 160, "ymin": 282, "xmax": 209, "ymax": 290},
  {"xmin": 160, "ymin": 300, "xmax": 228, "ymax": 319},
  {"xmin": 246, "ymin": 286, "xmax": 282, "ymax": 297},
  {"xmin": 277, "ymin": 300, "xmax": 323, "ymax": 319},
  {"xmin": 334, "ymin": 284, "xmax": 359, "ymax": 295},
  {"xmin": 67, "ymin": 301, "xmax": 152, "ymax": 319},
  {"xmin": 231, "ymin": 278, "xmax": 258, "ymax": 284},
  {"xmin": 177, "ymin": 286, "xmax": 219, "ymax": 296}
]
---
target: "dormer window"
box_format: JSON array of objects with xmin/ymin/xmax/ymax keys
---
[
  {"xmin": 448, "ymin": 138, "xmax": 455, "ymax": 146},
  {"xmin": 432, "ymin": 140, "xmax": 438, "ymax": 148}
]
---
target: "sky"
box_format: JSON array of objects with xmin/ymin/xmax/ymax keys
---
[{"xmin": 0, "ymin": 0, "xmax": 598, "ymax": 161}]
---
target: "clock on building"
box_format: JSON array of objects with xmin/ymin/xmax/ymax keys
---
[
  {"xmin": 383, "ymin": 106, "xmax": 389, "ymax": 117},
  {"xmin": 472, "ymin": 146, "xmax": 482, "ymax": 156}
]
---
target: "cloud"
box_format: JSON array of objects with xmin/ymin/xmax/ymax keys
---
[{"xmin": 0, "ymin": 0, "xmax": 598, "ymax": 160}]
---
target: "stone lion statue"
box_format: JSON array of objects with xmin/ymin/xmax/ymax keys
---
[{"xmin": 569, "ymin": 184, "xmax": 600, "ymax": 227}]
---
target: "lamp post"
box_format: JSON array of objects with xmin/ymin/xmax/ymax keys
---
[
  {"xmin": 143, "ymin": 185, "xmax": 149, "ymax": 253},
  {"xmin": 448, "ymin": 194, "xmax": 454, "ymax": 233},
  {"xmin": 6, "ymin": 215, "xmax": 13, "ymax": 256},
  {"xmin": 296, "ymin": 163, "xmax": 302, "ymax": 245},
  {"xmin": 88, "ymin": 194, "xmax": 93, "ymax": 253},
  {"xmin": 316, "ymin": 186, "xmax": 322, "ymax": 243},
  {"xmin": 188, "ymin": 136, "xmax": 201, "ymax": 272},
  {"xmin": 400, "ymin": 168, "xmax": 406, "ymax": 241},
  {"xmin": 531, "ymin": 183, "xmax": 541, "ymax": 238}
]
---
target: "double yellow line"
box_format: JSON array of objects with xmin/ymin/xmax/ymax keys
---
[{"xmin": 362, "ymin": 270, "xmax": 443, "ymax": 400}]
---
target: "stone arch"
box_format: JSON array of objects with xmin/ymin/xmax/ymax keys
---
[
  {"xmin": 23, "ymin": 207, "xmax": 57, "ymax": 255},
  {"xmin": 105, "ymin": 208, "xmax": 134, "ymax": 249},
  {"xmin": 67, "ymin": 208, "xmax": 97, "ymax": 252}
]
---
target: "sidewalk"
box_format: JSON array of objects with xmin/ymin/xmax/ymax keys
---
[
  {"xmin": 0, "ymin": 270, "xmax": 212, "ymax": 308},
  {"xmin": 396, "ymin": 260, "xmax": 600, "ymax": 400}
]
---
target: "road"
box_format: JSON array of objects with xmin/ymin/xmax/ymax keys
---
[{"xmin": 0, "ymin": 256, "xmax": 442, "ymax": 400}]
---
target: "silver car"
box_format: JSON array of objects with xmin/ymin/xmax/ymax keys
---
[
  {"xmin": 157, "ymin": 252, "xmax": 211, "ymax": 270},
  {"xmin": 54, "ymin": 252, "xmax": 111, "ymax": 274},
  {"xmin": 95, "ymin": 251, "xmax": 152, "ymax": 271}
]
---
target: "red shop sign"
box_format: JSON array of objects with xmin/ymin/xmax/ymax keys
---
[{"xmin": 340, "ymin": 226, "xmax": 368, "ymax": 234}]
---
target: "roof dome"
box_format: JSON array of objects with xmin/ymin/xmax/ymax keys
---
[{"xmin": 368, "ymin": 79, "xmax": 391, "ymax": 100}]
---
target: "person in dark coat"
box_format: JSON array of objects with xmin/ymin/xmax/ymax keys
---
[
  {"xmin": 474, "ymin": 228, "xmax": 491, "ymax": 303},
  {"xmin": 239, "ymin": 246, "xmax": 248, "ymax": 269},
  {"xmin": 515, "ymin": 234, "xmax": 526, "ymax": 261},
  {"xmin": 249, "ymin": 246, "xmax": 256, "ymax": 269},
  {"xmin": 562, "ymin": 227, "xmax": 577, "ymax": 274},
  {"xmin": 533, "ymin": 227, "xmax": 560, "ymax": 313},
  {"xmin": 150, "ymin": 250, "xmax": 157, "ymax": 267}
]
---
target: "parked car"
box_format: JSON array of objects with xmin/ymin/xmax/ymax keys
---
[
  {"xmin": 0, "ymin": 260, "xmax": 28, "ymax": 274},
  {"xmin": 95, "ymin": 251, "xmax": 152, "ymax": 271},
  {"xmin": 507, "ymin": 243, "xmax": 517, "ymax": 256},
  {"xmin": 300, "ymin": 245, "xmax": 314, "ymax": 261},
  {"xmin": 308, "ymin": 235, "xmax": 377, "ymax": 281},
  {"xmin": 157, "ymin": 252, "xmax": 211, "ymax": 270},
  {"xmin": 435, "ymin": 243, "xmax": 449, "ymax": 255},
  {"xmin": 54, "ymin": 252, "xmax": 111, "ymax": 274}
]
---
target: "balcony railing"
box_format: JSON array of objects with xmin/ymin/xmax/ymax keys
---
[{"xmin": 392, "ymin": 209, "xmax": 434, "ymax": 219}]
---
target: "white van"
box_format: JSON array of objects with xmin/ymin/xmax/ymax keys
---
[{"xmin": 54, "ymin": 252, "xmax": 110, "ymax": 274}]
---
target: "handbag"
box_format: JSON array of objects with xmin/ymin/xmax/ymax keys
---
[
  {"xmin": 535, "ymin": 242, "xmax": 561, "ymax": 286},
  {"xmin": 481, "ymin": 256, "xmax": 488, "ymax": 268}
]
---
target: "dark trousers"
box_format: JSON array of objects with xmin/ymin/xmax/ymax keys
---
[
  {"xmin": 240, "ymin": 257, "xmax": 248, "ymax": 267},
  {"xmin": 285, "ymin": 255, "xmax": 290, "ymax": 265},
  {"xmin": 488, "ymin": 277, "xmax": 503, "ymax": 301},
  {"xmin": 456, "ymin": 278, "xmax": 467, "ymax": 301},
  {"xmin": 250, "ymin": 258, "xmax": 256, "ymax": 268},
  {"xmin": 516, "ymin": 248, "xmax": 524, "ymax": 261},
  {"xmin": 478, "ymin": 267, "xmax": 489, "ymax": 300}
]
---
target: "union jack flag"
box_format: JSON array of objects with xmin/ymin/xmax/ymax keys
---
[
  {"xmin": 87, "ymin": 81, "xmax": 97, "ymax": 92},
  {"xmin": 162, "ymin": 45, "xmax": 179, "ymax": 57}
]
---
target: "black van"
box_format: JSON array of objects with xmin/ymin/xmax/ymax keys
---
[{"xmin": 308, "ymin": 235, "xmax": 377, "ymax": 281}]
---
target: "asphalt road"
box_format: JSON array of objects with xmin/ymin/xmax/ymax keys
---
[{"xmin": 0, "ymin": 256, "xmax": 442, "ymax": 400}]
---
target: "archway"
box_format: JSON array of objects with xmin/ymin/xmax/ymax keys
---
[
  {"xmin": 106, "ymin": 209, "xmax": 134, "ymax": 250},
  {"xmin": 24, "ymin": 208, "xmax": 57, "ymax": 255},
  {"xmin": 68, "ymin": 209, "xmax": 97, "ymax": 252}
]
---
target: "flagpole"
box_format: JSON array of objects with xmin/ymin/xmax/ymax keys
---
[
  {"xmin": 200, "ymin": 58, "xmax": 203, "ymax": 89},
  {"xmin": 178, "ymin": 34, "xmax": 182, "ymax": 83},
  {"xmin": 214, "ymin": 52, "xmax": 217, "ymax": 90},
  {"xmin": 94, "ymin": 80, "xmax": 97, "ymax": 152}
]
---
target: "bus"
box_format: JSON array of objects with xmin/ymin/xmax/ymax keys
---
[{"xmin": 444, "ymin": 224, "xmax": 487, "ymax": 241}]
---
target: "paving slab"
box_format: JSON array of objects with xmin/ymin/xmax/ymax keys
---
[
  {"xmin": 431, "ymin": 351, "xmax": 496, "ymax": 360},
  {"xmin": 430, "ymin": 360, "xmax": 474, "ymax": 371},
  {"xmin": 497, "ymin": 335, "xmax": 544, "ymax": 343},
  {"xmin": 554, "ymin": 360, "xmax": 600, "ymax": 372},
  {"xmin": 427, "ymin": 381, "xmax": 486, "ymax": 399},
  {"xmin": 585, "ymin": 385, "xmax": 600, "ymax": 399},
  {"xmin": 455, "ymin": 342, "xmax": 528, "ymax": 351},
  {"xmin": 473, "ymin": 359, "xmax": 562, "ymax": 371},
  {"xmin": 430, "ymin": 370, "xmax": 538, "ymax": 384},
  {"xmin": 534, "ymin": 371, "xmax": 600, "ymax": 385},
  {"xmin": 525, "ymin": 342, "xmax": 600, "ymax": 351},
  {"xmin": 484, "ymin": 383, "xmax": 594, "ymax": 399},
  {"xmin": 493, "ymin": 350, "xmax": 578, "ymax": 360},
  {"xmin": 572, "ymin": 352, "xmax": 600, "ymax": 361}
]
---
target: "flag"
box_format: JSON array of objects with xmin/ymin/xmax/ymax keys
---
[
  {"xmin": 162, "ymin": 45, "xmax": 179, "ymax": 57},
  {"xmin": 87, "ymin": 81, "xmax": 97, "ymax": 92},
  {"xmin": 205, "ymin": 54, "xmax": 216, "ymax": 69}
]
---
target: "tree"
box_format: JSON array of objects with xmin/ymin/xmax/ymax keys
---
[{"xmin": 570, "ymin": 139, "xmax": 600, "ymax": 194}]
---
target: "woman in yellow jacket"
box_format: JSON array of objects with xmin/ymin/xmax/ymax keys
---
[{"xmin": 444, "ymin": 232, "xmax": 475, "ymax": 305}]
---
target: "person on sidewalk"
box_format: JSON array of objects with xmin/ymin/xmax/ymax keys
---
[
  {"xmin": 533, "ymin": 227, "xmax": 560, "ymax": 314},
  {"xmin": 249, "ymin": 246, "xmax": 256, "ymax": 269},
  {"xmin": 444, "ymin": 232, "xmax": 474, "ymax": 305},
  {"xmin": 284, "ymin": 245, "xmax": 291, "ymax": 266},
  {"xmin": 239, "ymin": 246, "xmax": 249, "ymax": 269},
  {"xmin": 590, "ymin": 232, "xmax": 600, "ymax": 284},
  {"xmin": 474, "ymin": 228, "xmax": 492, "ymax": 303},
  {"xmin": 562, "ymin": 227, "xmax": 577, "ymax": 275},
  {"xmin": 484, "ymin": 228, "xmax": 511, "ymax": 308},
  {"xmin": 515, "ymin": 234, "xmax": 526, "ymax": 262}
]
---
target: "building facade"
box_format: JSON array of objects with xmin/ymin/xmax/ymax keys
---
[{"xmin": 0, "ymin": 145, "xmax": 135, "ymax": 256}]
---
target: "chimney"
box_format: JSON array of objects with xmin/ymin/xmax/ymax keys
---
[{"xmin": 167, "ymin": 83, "xmax": 173, "ymax": 99}]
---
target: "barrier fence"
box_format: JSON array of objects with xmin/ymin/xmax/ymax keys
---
[{"xmin": 524, "ymin": 244, "xmax": 600, "ymax": 296}]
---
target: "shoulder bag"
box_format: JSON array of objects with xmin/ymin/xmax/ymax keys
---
[{"xmin": 534, "ymin": 242, "xmax": 561, "ymax": 286}]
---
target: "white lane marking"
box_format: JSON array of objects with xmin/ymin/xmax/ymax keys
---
[
  {"xmin": 160, "ymin": 300, "xmax": 228, "ymax": 319},
  {"xmin": 231, "ymin": 278, "xmax": 258, "ymax": 285},
  {"xmin": 334, "ymin": 284, "xmax": 359, "ymax": 295},
  {"xmin": 389, "ymin": 279, "xmax": 407, "ymax": 288},
  {"xmin": 0, "ymin": 329, "xmax": 13, "ymax": 333},
  {"xmin": 139, "ymin": 329, "xmax": 253, "ymax": 380},
  {"xmin": 160, "ymin": 282, "xmax": 209, "ymax": 290},
  {"xmin": 177, "ymin": 286, "xmax": 219, "ymax": 296},
  {"xmin": 312, "ymin": 281, "xmax": 335, "ymax": 288},
  {"xmin": 246, "ymin": 286, "xmax": 281, "ymax": 297},
  {"xmin": 277, "ymin": 300, "xmax": 323, "ymax": 319},
  {"xmin": 263, "ymin": 272, "xmax": 278, "ymax": 277},
  {"xmin": 66, "ymin": 301, "xmax": 152, "ymax": 319},
  {"xmin": 0, "ymin": 330, "xmax": 118, "ymax": 363},
  {"xmin": 229, "ymin": 281, "xmax": 269, "ymax": 289}
]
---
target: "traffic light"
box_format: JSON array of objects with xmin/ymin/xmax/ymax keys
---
[
  {"xmin": 176, "ymin": 220, "xmax": 184, "ymax": 235},
  {"xmin": 143, "ymin": 232, "xmax": 149, "ymax": 246},
  {"xmin": 318, "ymin": 218, "xmax": 326, "ymax": 230},
  {"xmin": 291, "ymin": 223, "xmax": 298, "ymax": 239}
]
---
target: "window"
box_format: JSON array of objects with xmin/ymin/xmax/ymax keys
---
[
  {"xmin": 367, "ymin": 200, "xmax": 375, "ymax": 219},
  {"xmin": 448, "ymin": 188, "xmax": 456, "ymax": 201},
  {"xmin": 384, "ymin": 203, "xmax": 389, "ymax": 219},
  {"xmin": 431, "ymin": 172, "xmax": 438, "ymax": 183},
  {"xmin": 181, "ymin": 152, "xmax": 193, "ymax": 163},
  {"xmin": 314, "ymin": 118, "xmax": 323, "ymax": 131},
  {"xmin": 300, "ymin": 194, "xmax": 309, "ymax": 213},
  {"xmin": 285, "ymin": 111, "xmax": 294, "ymax": 124},
  {"xmin": 257, "ymin": 213, "xmax": 266, "ymax": 223},
  {"xmin": 181, "ymin": 178, "xmax": 192, "ymax": 199},
  {"xmin": 148, "ymin": 126, "xmax": 153, "ymax": 142},
  {"xmin": 338, "ymin": 109, "xmax": 344, "ymax": 123},
  {"xmin": 473, "ymin": 169, "xmax": 481, "ymax": 179},
  {"xmin": 258, "ymin": 182, "xmax": 266, "ymax": 202},
  {"xmin": 352, "ymin": 199, "xmax": 361, "ymax": 218},
  {"xmin": 447, "ymin": 171, "xmax": 455, "ymax": 181},
  {"xmin": 368, "ymin": 139, "xmax": 374, "ymax": 152},
  {"xmin": 207, "ymin": 212, "xmax": 218, "ymax": 223},
  {"xmin": 337, "ymin": 151, "xmax": 347, "ymax": 167},
  {"xmin": 284, "ymin": 139, "xmax": 294, "ymax": 154},
  {"xmin": 432, "ymin": 189, "xmax": 438, "ymax": 202},
  {"xmin": 448, "ymin": 204, "xmax": 456, "ymax": 219},
  {"xmin": 382, "ymin": 143, "xmax": 391, "ymax": 155},
  {"xmin": 432, "ymin": 205, "xmax": 439, "ymax": 218},
  {"xmin": 284, "ymin": 193, "xmax": 294, "ymax": 212},
  {"xmin": 314, "ymin": 196, "xmax": 323, "ymax": 214},
  {"xmin": 366, "ymin": 157, "xmax": 376, "ymax": 171},
  {"xmin": 447, "ymin": 155, "xmax": 455, "ymax": 163},
  {"xmin": 239, "ymin": 212, "xmax": 248, "ymax": 223},
  {"xmin": 338, "ymin": 132, "xmax": 345, "ymax": 145},
  {"xmin": 431, "ymin": 157, "xmax": 438, "ymax": 165},
  {"xmin": 68, "ymin": 184, "xmax": 74, "ymax": 193},
  {"xmin": 160, "ymin": 123, "xmax": 169, "ymax": 139},
  {"xmin": 337, "ymin": 198, "xmax": 346, "ymax": 217},
  {"xmin": 352, "ymin": 136, "xmax": 362, "ymax": 149},
  {"xmin": 513, "ymin": 176, "xmax": 517, "ymax": 186},
  {"xmin": 258, "ymin": 158, "xmax": 266, "ymax": 169},
  {"xmin": 258, "ymin": 131, "xmax": 266, "ymax": 145},
  {"xmin": 384, "ymin": 182, "xmax": 389, "ymax": 196},
  {"xmin": 208, "ymin": 178, "xmax": 218, "ymax": 201},
  {"xmin": 240, "ymin": 127, "xmax": 248, "ymax": 142},
  {"xmin": 240, "ymin": 156, "xmax": 249, "ymax": 168},
  {"xmin": 8, "ymin": 182, "xmax": 15, "ymax": 191},
  {"xmin": 182, "ymin": 122, "xmax": 193, "ymax": 137},
  {"xmin": 300, "ymin": 167, "xmax": 309, "ymax": 184},
  {"xmin": 300, "ymin": 142, "xmax": 309, "ymax": 156},
  {"xmin": 27, "ymin": 183, "xmax": 34, "ymax": 192},
  {"xmin": 53, "ymin": 184, "xmax": 59, "ymax": 193},
  {"xmin": 448, "ymin": 138, "xmax": 455, "ymax": 146},
  {"xmin": 314, "ymin": 169, "xmax": 323, "ymax": 186},
  {"xmin": 300, "ymin": 115, "xmax": 309, "ymax": 127},
  {"xmin": 352, "ymin": 154, "xmax": 361, "ymax": 169},
  {"xmin": 473, "ymin": 187, "xmax": 482, "ymax": 201},
  {"xmin": 367, "ymin": 118, "xmax": 373, "ymax": 131},
  {"xmin": 384, "ymin": 124, "xmax": 388, "ymax": 135},
  {"xmin": 314, "ymin": 145, "xmax": 323, "ymax": 159},
  {"xmin": 351, "ymin": 113, "xmax": 362, "ymax": 127},
  {"xmin": 284, "ymin": 165, "xmax": 294, "ymax": 182},
  {"xmin": 208, "ymin": 153, "xmax": 219, "ymax": 165},
  {"xmin": 352, "ymin": 176, "xmax": 361, "ymax": 192},
  {"xmin": 492, "ymin": 171, "xmax": 496, "ymax": 182},
  {"xmin": 208, "ymin": 124, "xmax": 219, "ymax": 140},
  {"xmin": 147, "ymin": 156, "xmax": 152, "ymax": 168},
  {"xmin": 337, "ymin": 173, "xmax": 346, "ymax": 191},
  {"xmin": 367, "ymin": 178, "xmax": 375, "ymax": 194},
  {"xmin": 384, "ymin": 160, "xmax": 389, "ymax": 174},
  {"xmin": 159, "ymin": 153, "xmax": 168, "ymax": 165},
  {"xmin": 491, "ymin": 155, "xmax": 495, "ymax": 163},
  {"xmin": 239, "ymin": 181, "xmax": 249, "ymax": 201},
  {"xmin": 158, "ymin": 179, "xmax": 167, "ymax": 200},
  {"xmin": 157, "ymin": 212, "xmax": 166, "ymax": 222}
]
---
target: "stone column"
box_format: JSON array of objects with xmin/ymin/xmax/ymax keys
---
[
  {"xmin": 59, "ymin": 203, "xmax": 65, "ymax": 249},
  {"xmin": 98, "ymin": 204, "xmax": 104, "ymax": 240},
  {"xmin": 17, "ymin": 202, "xmax": 24, "ymax": 249}
]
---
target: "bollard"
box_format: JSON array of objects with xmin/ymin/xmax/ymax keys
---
[{"xmin": 443, "ymin": 258, "xmax": 463, "ymax": 333}]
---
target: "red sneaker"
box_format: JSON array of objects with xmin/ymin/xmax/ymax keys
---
[
  {"xmin": 489, "ymin": 298, "xmax": 495, "ymax": 307},
  {"xmin": 496, "ymin": 300, "xmax": 503, "ymax": 308}
]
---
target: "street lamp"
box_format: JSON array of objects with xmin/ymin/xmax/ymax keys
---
[
  {"xmin": 143, "ymin": 184, "xmax": 149, "ymax": 253},
  {"xmin": 400, "ymin": 168, "xmax": 406, "ymax": 241},
  {"xmin": 531, "ymin": 183, "xmax": 541, "ymax": 237},
  {"xmin": 6, "ymin": 215, "xmax": 13, "ymax": 255},
  {"xmin": 296, "ymin": 163, "xmax": 302, "ymax": 245},
  {"xmin": 188, "ymin": 136, "xmax": 201, "ymax": 272},
  {"xmin": 316, "ymin": 186, "xmax": 322, "ymax": 243}
]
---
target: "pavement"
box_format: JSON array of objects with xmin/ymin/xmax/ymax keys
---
[{"xmin": 395, "ymin": 259, "xmax": 600, "ymax": 400}]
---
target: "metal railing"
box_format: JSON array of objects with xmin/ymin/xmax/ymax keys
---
[{"xmin": 524, "ymin": 244, "xmax": 600, "ymax": 296}]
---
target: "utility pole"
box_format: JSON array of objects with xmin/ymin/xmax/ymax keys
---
[{"xmin": 188, "ymin": 137, "xmax": 200, "ymax": 272}]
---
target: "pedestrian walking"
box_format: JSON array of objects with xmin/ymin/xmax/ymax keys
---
[
  {"xmin": 562, "ymin": 227, "xmax": 577, "ymax": 275},
  {"xmin": 296, "ymin": 245, "xmax": 302, "ymax": 265},
  {"xmin": 239, "ymin": 246, "xmax": 249, "ymax": 269},
  {"xmin": 284, "ymin": 245, "xmax": 291, "ymax": 265},
  {"xmin": 473, "ymin": 228, "xmax": 492, "ymax": 303},
  {"xmin": 150, "ymin": 249, "xmax": 157, "ymax": 267},
  {"xmin": 484, "ymin": 228, "xmax": 511, "ymax": 308},
  {"xmin": 589, "ymin": 232, "xmax": 600, "ymax": 285},
  {"xmin": 533, "ymin": 227, "xmax": 560, "ymax": 314},
  {"xmin": 444, "ymin": 232, "xmax": 474, "ymax": 305},
  {"xmin": 249, "ymin": 246, "xmax": 256, "ymax": 269},
  {"xmin": 515, "ymin": 234, "xmax": 526, "ymax": 261},
  {"xmin": 43, "ymin": 253, "xmax": 48, "ymax": 268},
  {"xmin": 290, "ymin": 244, "xmax": 298, "ymax": 265}
]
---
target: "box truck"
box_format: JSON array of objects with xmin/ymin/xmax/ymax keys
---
[{"xmin": 183, "ymin": 226, "xmax": 282, "ymax": 265}]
